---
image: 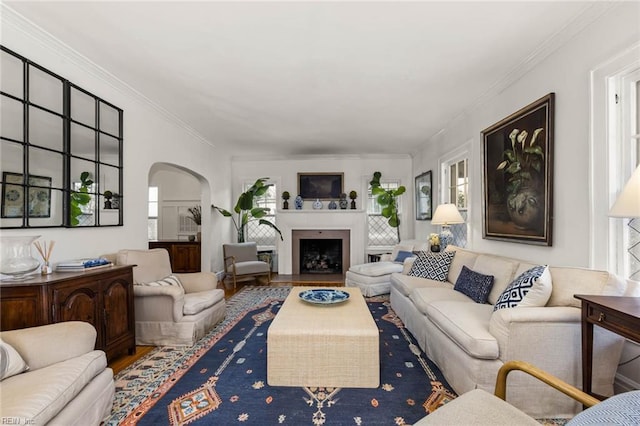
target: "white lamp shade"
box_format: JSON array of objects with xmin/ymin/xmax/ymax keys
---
[
  {"xmin": 610, "ymin": 165, "xmax": 640, "ymax": 218},
  {"xmin": 431, "ymin": 203, "xmax": 465, "ymax": 225}
]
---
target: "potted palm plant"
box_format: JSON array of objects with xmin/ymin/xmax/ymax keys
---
[{"xmin": 213, "ymin": 177, "xmax": 283, "ymax": 243}]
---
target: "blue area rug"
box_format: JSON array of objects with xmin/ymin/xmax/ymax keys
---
[{"xmin": 107, "ymin": 286, "xmax": 457, "ymax": 425}]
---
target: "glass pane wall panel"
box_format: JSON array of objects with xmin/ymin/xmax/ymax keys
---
[
  {"xmin": 99, "ymin": 102, "xmax": 120, "ymax": 136},
  {"xmin": 70, "ymin": 122, "xmax": 96, "ymax": 161},
  {"xmin": 1, "ymin": 96, "xmax": 24, "ymax": 141},
  {"xmin": 99, "ymin": 164, "xmax": 120, "ymax": 197},
  {"xmin": 28, "ymin": 188, "xmax": 64, "ymax": 227},
  {"xmin": 70, "ymin": 87, "xmax": 95, "ymax": 127},
  {"xmin": 28, "ymin": 148, "xmax": 64, "ymax": 189},
  {"xmin": 1, "ymin": 140, "xmax": 24, "ymax": 176},
  {"xmin": 99, "ymin": 133, "xmax": 120, "ymax": 166},
  {"xmin": 29, "ymin": 65, "xmax": 63, "ymax": 113},
  {"xmin": 29, "ymin": 106, "xmax": 63, "ymax": 151},
  {"xmin": 1, "ymin": 50, "xmax": 23, "ymax": 98}
]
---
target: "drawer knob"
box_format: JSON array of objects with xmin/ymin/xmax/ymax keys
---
[{"xmin": 598, "ymin": 312, "xmax": 606, "ymax": 322}]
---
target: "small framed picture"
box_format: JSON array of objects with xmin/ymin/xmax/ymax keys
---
[
  {"xmin": 415, "ymin": 171, "xmax": 432, "ymax": 220},
  {"xmin": 1, "ymin": 172, "xmax": 52, "ymax": 218}
]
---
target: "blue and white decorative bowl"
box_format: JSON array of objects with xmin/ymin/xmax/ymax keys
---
[{"xmin": 299, "ymin": 289, "xmax": 350, "ymax": 305}]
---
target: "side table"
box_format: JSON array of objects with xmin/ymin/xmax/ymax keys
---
[{"xmin": 574, "ymin": 294, "xmax": 640, "ymax": 398}]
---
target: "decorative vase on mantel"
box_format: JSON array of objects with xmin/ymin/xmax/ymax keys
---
[
  {"xmin": 294, "ymin": 195, "xmax": 303, "ymax": 210},
  {"xmin": 339, "ymin": 193, "xmax": 348, "ymax": 210},
  {"xmin": 312, "ymin": 199, "xmax": 323, "ymax": 210}
]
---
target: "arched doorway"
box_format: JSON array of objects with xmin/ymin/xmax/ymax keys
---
[{"xmin": 148, "ymin": 163, "xmax": 211, "ymax": 272}]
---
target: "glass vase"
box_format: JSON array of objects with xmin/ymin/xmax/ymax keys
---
[{"xmin": 0, "ymin": 235, "xmax": 41, "ymax": 280}]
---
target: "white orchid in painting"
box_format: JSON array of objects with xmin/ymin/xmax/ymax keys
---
[{"xmin": 497, "ymin": 127, "xmax": 544, "ymax": 195}]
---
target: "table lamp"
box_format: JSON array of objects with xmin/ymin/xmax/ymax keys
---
[
  {"xmin": 609, "ymin": 165, "xmax": 640, "ymax": 218},
  {"xmin": 431, "ymin": 203, "xmax": 465, "ymax": 250}
]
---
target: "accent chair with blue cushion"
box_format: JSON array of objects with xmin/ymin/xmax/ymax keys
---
[
  {"xmin": 346, "ymin": 239, "xmax": 429, "ymax": 296},
  {"xmin": 113, "ymin": 248, "xmax": 226, "ymax": 346}
]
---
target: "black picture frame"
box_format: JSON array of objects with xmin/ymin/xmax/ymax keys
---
[
  {"xmin": 481, "ymin": 93, "xmax": 554, "ymax": 246},
  {"xmin": 1, "ymin": 172, "xmax": 52, "ymax": 218},
  {"xmin": 297, "ymin": 173, "xmax": 344, "ymax": 200},
  {"xmin": 415, "ymin": 171, "xmax": 432, "ymax": 220}
]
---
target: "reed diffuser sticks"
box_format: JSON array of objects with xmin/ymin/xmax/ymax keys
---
[{"xmin": 34, "ymin": 240, "xmax": 55, "ymax": 275}]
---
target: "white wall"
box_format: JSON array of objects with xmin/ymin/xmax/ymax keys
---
[
  {"xmin": 229, "ymin": 154, "xmax": 414, "ymax": 241},
  {"xmin": 413, "ymin": 3, "xmax": 640, "ymax": 268},
  {"xmin": 1, "ymin": 9, "xmax": 231, "ymax": 273}
]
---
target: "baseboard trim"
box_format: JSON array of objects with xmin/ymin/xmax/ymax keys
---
[{"xmin": 614, "ymin": 372, "xmax": 640, "ymax": 393}]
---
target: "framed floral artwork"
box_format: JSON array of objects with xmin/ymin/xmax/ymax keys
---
[
  {"xmin": 415, "ymin": 171, "xmax": 432, "ymax": 220},
  {"xmin": 481, "ymin": 93, "xmax": 554, "ymax": 245}
]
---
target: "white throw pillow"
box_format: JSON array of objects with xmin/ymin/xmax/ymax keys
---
[
  {"xmin": 136, "ymin": 274, "xmax": 184, "ymax": 290},
  {"xmin": 0, "ymin": 339, "xmax": 28, "ymax": 380},
  {"xmin": 494, "ymin": 265, "xmax": 552, "ymax": 311}
]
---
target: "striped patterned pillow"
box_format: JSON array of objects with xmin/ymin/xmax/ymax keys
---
[{"xmin": 137, "ymin": 274, "xmax": 184, "ymax": 290}]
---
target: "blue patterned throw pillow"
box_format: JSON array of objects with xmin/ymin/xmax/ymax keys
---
[
  {"xmin": 454, "ymin": 265, "xmax": 494, "ymax": 303},
  {"xmin": 408, "ymin": 251, "xmax": 455, "ymax": 282},
  {"xmin": 493, "ymin": 265, "xmax": 552, "ymax": 311},
  {"xmin": 394, "ymin": 250, "xmax": 414, "ymax": 263}
]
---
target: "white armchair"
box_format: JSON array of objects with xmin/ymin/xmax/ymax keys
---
[
  {"xmin": 114, "ymin": 249, "xmax": 226, "ymax": 346},
  {"xmin": 346, "ymin": 239, "xmax": 429, "ymax": 296}
]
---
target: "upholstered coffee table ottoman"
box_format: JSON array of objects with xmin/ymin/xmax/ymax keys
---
[{"xmin": 267, "ymin": 287, "xmax": 379, "ymax": 388}]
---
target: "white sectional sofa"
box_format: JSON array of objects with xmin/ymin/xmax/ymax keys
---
[
  {"xmin": 0, "ymin": 321, "xmax": 114, "ymax": 425},
  {"xmin": 390, "ymin": 244, "xmax": 637, "ymax": 418}
]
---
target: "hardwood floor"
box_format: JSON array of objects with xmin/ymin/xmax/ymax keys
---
[{"xmin": 108, "ymin": 274, "xmax": 345, "ymax": 373}]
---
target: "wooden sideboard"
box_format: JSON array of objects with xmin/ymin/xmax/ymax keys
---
[
  {"xmin": 0, "ymin": 265, "xmax": 136, "ymax": 362},
  {"xmin": 149, "ymin": 240, "xmax": 201, "ymax": 272}
]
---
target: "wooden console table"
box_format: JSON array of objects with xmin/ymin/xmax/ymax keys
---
[
  {"xmin": 0, "ymin": 265, "xmax": 136, "ymax": 362},
  {"xmin": 149, "ymin": 240, "xmax": 201, "ymax": 272},
  {"xmin": 574, "ymin": 294, "xmax": 640, "ymax": 397}
]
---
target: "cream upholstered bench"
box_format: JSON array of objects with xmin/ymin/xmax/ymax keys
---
[{"xmin": 345, "ymin": 240, "xmax": 429, "ymax": 297}]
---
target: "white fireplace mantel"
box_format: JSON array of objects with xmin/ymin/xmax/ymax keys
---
[{"xmin": 276, "ymin": 209, "xmax": 367, "ymax": 275}]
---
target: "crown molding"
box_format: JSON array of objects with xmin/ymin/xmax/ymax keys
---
[
  {"xmin": 424, "ymin": 1, "xmax": 618, "ymax": 149},
  {"xmin": 230, "ymin": 152, "xmax": 412, "ymax": 162},
  {"xmin": 0, "ymin": 3, "xmax": 215, "ymax": 148}
]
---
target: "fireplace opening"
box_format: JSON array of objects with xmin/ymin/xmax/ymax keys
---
[
  {"xmin": 292, "ymin": 229, "xmax": 350, "ymax": 275},
  {"xmin": 300, "ymin": 239, "xmax": 342, "ymax": 274}
]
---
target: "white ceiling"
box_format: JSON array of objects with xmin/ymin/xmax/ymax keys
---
[{"xmin": 4, "ymin": 1, "xmax": 604, "ymax": 157}]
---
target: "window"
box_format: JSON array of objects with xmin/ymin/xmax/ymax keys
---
[
  {"xmin": 611, "ymin": 69, "xmax": 640, "ymax": 279},
  {"xmin": 441, "ymin": 149, "xmax": 469, "ymax": 247},
  {"xmin": 244, "ymin": 180, "xmax": 278, "ymax": 247},
  {"xmin": 590, "ymin": 44, "xmax": 640, "ymax": 279},
  {"xmin": 148, "ymin": 186, "xmax": 158, "ymax": 240},
  {"xmin": 367, "ymin": 180, "xmax": 401, "ymax": 246}
]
